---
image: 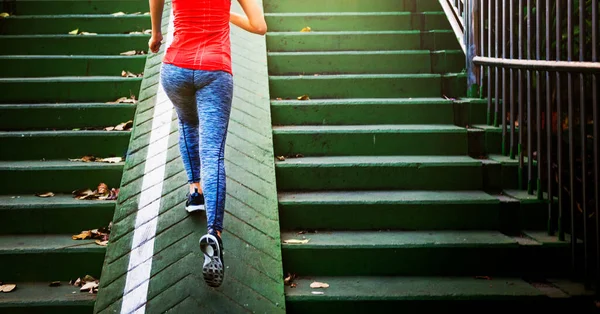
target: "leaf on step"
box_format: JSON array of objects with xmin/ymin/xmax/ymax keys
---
[
  {"xmin": 0, "ymin": 12, "xmax": 9, "ymax": 18},
  {"xmin": 443, "ymin": 94, "xmax": 456, "ymax": 101},
  {"xmin": 73, "ymin": 183, "xmax": 118, "ymax": 201},
  {"xmin": 80, "ymin": 281, "xmax": 98, "ymax": 292},
  {"xmin": 70, "ymin": 278, "xmax": 82, "ymax": 286},
  {"xmin": 97, "ymin": 157, "xmax": 123, "ymax": 163},
  {"xmin": 95, "ymin": 240, "xmax": 108, "ymax": 246},
  {"xmin": 283, "ymin": 239, "xmax": 310, "ymax": 244},
  {"xmin": 104, "ymin": 126, "xmax": 116, "ymax": 131},
  {"xmin": 72, "ymin": 128, "xmax": 81, "ymax": 131},
  {"xmin": 297, "ymin": 94, "xmax": 310, "ymax": 101},
  {"xmin": 106, "ymin": 95, "xmax": 137, "ymax": 104},
  {"xmin": 129, "ymin": 31, "xmax": 144, "ymax": 35},
  {"xmin": 0, "ymin": 284, "xmax": 16, "ymax": 293},
  {"xmin": 284, "ymin": 273, "xmax": 297, "ymax": 286},
  {"xmin": 72, "ymin": 230, "xmax": 92, "ymax": 240},
  {"xmin": 68, "ymin": 29, "xmax": 79, "ymax": 35},
  {"xmin": 276, "ymin": 156, "xmax": 286, "ymax": 161},
  {"xmin": 310, "ymin": 281, "xmax": 329, "ymax": 289},
  {"xmin": 79, "ymin": 32, "xmax": 97, "ymax": 35},
  {"xmin": 82, "ymin": 275, "xmax": 97, "ymax": 283},
  {"xmin": 144, "ymin": 29, "xmax": 152, "ymax": 34},
  {"xmin": 120, "ymin": 50, "xmax": 146, "ymax": 56},
  {"xmin": 73, "ymin": 188, "xmax": 96, "ymax": 200},
  {"xmin": 131, "ymin": 12, "xmax": 142, "ymax": 15},
  {"xmin": 35, "ymin": 192, "xmax": 55, "ymax": 198},
  {"xmin": 121, "ymin": 70, "xmax": 142, "ymax": 78},
  {"xmin": 114, "ymin": 120, "xmax": 133, "ymax": 131},
  {"xmin": 311, "ymin": 291, "xmax": 324, "ymax": 295},
  {"xmin": 276, "ymin": 98, "xmax": 283, "ymax": 100},
  {"xmin": 49, "ymin": 281, "xmax": 61, "ymax": 287},
  {"xmin": 111, "ymin": 11, "xmax": 126, "ymax": 16},
  {"xmin": 69, "ymin": 155, "xmax": 96, "ymax": 162},
  {"xmin": 300, "ymin": 26, "xmax": 311, "ymax": 32}
]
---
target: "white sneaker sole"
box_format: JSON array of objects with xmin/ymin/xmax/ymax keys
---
[
  {"xmin": 199, "ymin": 234, "xmax": 224, "ymax": 287},
  {"xmin": 185, "ymin": 204, "xmax": 205, "ymax": 212}
]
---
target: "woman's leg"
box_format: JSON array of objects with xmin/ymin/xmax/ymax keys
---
[
  {"xmin": 194, "ymin": 70, "xmax": 233, "ymax": 235},
  {"xmin": 160, "ymin": 63, "xmax": 203, "ymax": 192}
]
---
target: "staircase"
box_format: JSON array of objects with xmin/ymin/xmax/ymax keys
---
[
  {"xmin": 264, "ymin": 0, "xmax": 588, "ymax": 312},
  {"xmin": 0, "ymin": 2, "xmax": 149, "ymax": 312}
]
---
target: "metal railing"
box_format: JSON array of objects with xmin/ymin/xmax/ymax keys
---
[{"xmin": 441, "ymin": 0, "xmax": 599, "ymax": 291}]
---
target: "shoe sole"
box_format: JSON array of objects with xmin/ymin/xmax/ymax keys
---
[
  {"xmin": 199, "ymin": 234, "xmax": 224, "ymax": 287},
  {"xmin": 185, "ymin": 204, "xmax": 205, "ymax": 212}
]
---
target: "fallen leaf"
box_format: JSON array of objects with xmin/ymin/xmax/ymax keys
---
[
  {"xmin": 284, "ymin": 273, "xmax": 297, "ymax": 286},
  {"xmin": 70, "ymin": 278, "xmax": 82, "ymax": 286},
  {"xmin": 144, "ymin": 29, "xmax": 152, "ymax": 34},
  {"xmin": 80, "ymin": 281, "xmax": 98, "ymax": 292},
  {"xmin": 120, "ymin": 50, "xmax": 137, "ymax": 56},
  {"xmin": 95, "ymin": 240, "xmax": 108, "ymax": 246},
  {"xmin": 72, "ymin": 128, "xmax": 81, "ymax": 131},
  {"xmin": 276, "ymin": 98, "xmax": 283, "ymax": 100},
  {"xmin": 121, "ymin": 70, "xmax": 142, "ymax": 78},
  {"xmin": 69, "ymin": 155, "xmax": 96, "ymax": 162},
  {"xmin": 79, "ymin": 32, "xmax": 97, "ymax": 35},
  {"xmin": 310, "ymin": 281, "xmax": 329, "ymax": 289},
  {"xmin": 276, "ymin": 156, "xmax": 286, "ymax": 161},
  {"xmin": 283, "ymin": 239, "xmax": 310, "ymax": 244},
  {"xmin": 73, "ymin": 188, "xmax": 96, "ymax": 200},
  {"xmin": 300, "ymin": 26, "xmax": 311, "ymax": 32},
  {"xmin": 97, "ymin": 183, "xmax": 109, "ymax": 195},
  {"xmin": 49, "ymin": 281, "xmax": 61, "ymax": 287},
  {"xmin": 0, "ymin": 284, "xmax": 16, "ymax": 293},
  {"xmin": 104, "ymin": 126, "xmax": 116, "ymax": 131},
  {"xmin": 35, "ymin": 192, "xmax": 54, "ymax": 198},
  {"xmin": 72, "ymin": 230, "xmax": 92, "ymax": 240},
  {"xmin": 290, "ymin": 283, "xmax": 297, "ymax": 288},
  {"xmin": 297, "ymin": 95, "xmax": 310, "ymax": 101},
  {"xmin": 111, "ymin": 12, "xmax": 126, "ymax": 16},
  {"xmin": 129, "ymin": 31, "xmax": 144, "ymax": 34},
  {"xmin": 97, "ymin": 157, "xmax": 123, "ymax": 163},
  {"xmin": 113, "ymin": 120, "xmax": 133, "ymax": 131},
  {"xmin": 68, "ymin": 29, "xmax": 79, "ymax": 35},
  {"xmin": 0, "ymin": 12, "xmax": 9, "ymax": 18},
  {"xmin": 311, "ymin": 291, "xmax": 324, "ymax": 295},
  {"xmin": 82, "ymin": 275, "xmax": 97, "ymax": 283}
]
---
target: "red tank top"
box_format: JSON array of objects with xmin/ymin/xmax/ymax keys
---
[{"xmin": 163, "ymin": 0, "xmax": 232, "ymax": 74}]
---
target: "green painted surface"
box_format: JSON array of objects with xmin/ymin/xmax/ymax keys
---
[
  {"xmin": 0, "ymin": 131, "xmax": 130, "ymax": 160},
  {"xmin": 0, "ymin": 194, "xmax": 115, "ymax": 234},
  {"xmin": 0, "ymin": 281, "xmax": 95, "ymax": 310},
  {"xmin": 0, "ymin": 35, "xmax": 149, "ymax": 55},
  {"xmin": 8, "ymin": 1, "xmax": 149, "ymax": 15},
  {"xmin": 265, "ymin": 12, "xmax": 450, "ymax": 32},
  {"xmin": 0, "ymin": 15, "xmax": 150, "ymax": 35},
  {"xmin": 0, "ymin": 55, "xmax": 146, "ymax": 78},
  {"xmin": 94, "ymin": 1, "xmax": 285, "ymax": 313},
  {"xmin": 273, "ymin": 124, "xmax": 467, "ymax": 156},
  {"xmin": 264, "ymin": 0, "xmax": 441, "ymax": 13},
  {"xmin": 0, "ymin": 103, "xmax": 137, "ymax": 130}
]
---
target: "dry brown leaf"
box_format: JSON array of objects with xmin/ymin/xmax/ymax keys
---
[
  {"xmin": 104, "ymin": 126, "xmax": 116, "ymax": 131},
  {"xmin": 97, "ymin": 183, "xmax": 109, "ymax": 195},
  {"xmin": 311, "ymin": 291, "xmax": 324, "ymax": 295},
  {"xmin": 69, "ymin": 155, "xmax": 96, "ymax": 162},
  {"xmin": 276, "ymin": 97, "xmax": 283, "ymax": 100},
  {"xmin": 71, "ymin": 278, "xmax": 82, "ymax": 286},
  {"xmin": 49, "ymin": 281, "xmax": 61, "ymax": 287},
  {"xmin": 310, "ymin": 281, "xmax": 329, "ymax": 289},
  {"xmin": 97, "ymin": 157, "xmax": 123, "ymax": 163},
  {"xmin": 68, "ymin": 29, "xmax": 79, "ymax": 35},
  {"xmin": 82, "ymin": 275, "xmax": 97, "ymax": 283},
  {"xmin": 290, "ymin": 283, "xmax": 297, "ymax": 288},
  {"xmin": 300, "ymin": 26, "xmax": 311, "ymax": 32},
  {"xmin": 95, "ymin": 240, "xmax": 108, "ymax": 246},
  {"xmin": 283, "ymin": 239, "xmax": 309, "ymax": 244},
  {"xmin": 35, "ymin": 192, "xmax": 54, "ymax": 198},
  {"xmin": 113, "ymin": 120, "xmax": 133, "ymax": 131},
  {"xmin": 121, "ymin": 70, "xmax": 142, "ymax": 78},
  {"xmin": 80, "ymin": 32, "xmax": 97, "ymax": 35},
  {"xmin": 72, "ymin": 230, "xmax": 92, "ymax": 240},
  {"xmin": 119, "ymin": 50, "xmax": 138, "ymax": 56},
  {"xmin": 73, "ymin": 188, "xmax": 96, "ymax": 200},
  {"xmin": 80, "ymin": 281, "xmax": 98, "ymax": 292},
  {"xmin": 297, "ymin": 95, "xmax": 310, "ymax": 101},
  {"xmin": 0, "ymin": 12, "xmax": 9, "ymax": 18},
  {"xmin": 111, "ymin": 12, "xmax": 126, "ymax": 16},
  {"xmin": 0, "ymin": 284, "xmax": 16, "ymax": 293},
  {"xmin": 276, "ymin": 156, "xmax": 286, "ymax": 161}
]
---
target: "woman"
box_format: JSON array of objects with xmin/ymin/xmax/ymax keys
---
[{"xmin": 148, "ymin": 0, "xmax": 267, "ymax": 288}]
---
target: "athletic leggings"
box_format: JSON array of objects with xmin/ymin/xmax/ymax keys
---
[{"xmin": 160, "ymin": 62, "xmax": 233, "ymax": 233}]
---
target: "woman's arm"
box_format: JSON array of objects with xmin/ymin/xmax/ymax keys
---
[
  {"xmin": 230, "ymin": 0, "xmax": 267, "ymax": 35},
  {"xmin": 148, "ymin": 0, "xmax": 165, "ymax": 53}
]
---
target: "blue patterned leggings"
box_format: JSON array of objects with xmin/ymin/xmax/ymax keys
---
[{"xmin": 160, "ymin": 62, "xmax": 233, "ymax": 233}]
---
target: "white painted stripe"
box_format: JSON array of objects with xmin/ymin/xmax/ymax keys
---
[{"xmin": 120, "ymin": 10, "xmax": 175, "ymax": 314}]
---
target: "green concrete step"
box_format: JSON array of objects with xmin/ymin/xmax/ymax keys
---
[
  {"xmin": 0, "ymin": 14, "xmax": 150, "ymax": 35},
  {"xmin": 263, "ymin": 0, "xmax": 441, "ymax": 13},
  {"xmin": 8, "ymin": 1, "xmax": 149, "ymax": 15},
  {"xmin": 0, "ymin": 194, "xmax": 115, "ymax": 234},
  {"xmin": 0, "ymin": 35, "xmax": 149, "ymax": 55},
  {"xmin": 0, "ymin": 55, "xmax": 146, "ymax": 77},
  {"xmin": 267, "ymin": 50, "xmax": 464, "ymax": 75},
  {"xmin": 0, "ymin": 131, "xmax": 130, "ymax": 160},
  {"xmin": 266, "ymin": 30, "xmax": 461, "ymax": 52},
  {"xmin": 272, "ymin": 125, "xmax": 467, "ymax": 156},
  {"xmin": 269, "ymin": 74, "xmax": 466, "ymax": 99},
  {"xmin": 264, "ymin": 12, "xmax": 450, "ymax": 32},
  {"xmin": 280, "ymin": 230, "xmax": 543, "ymax": 276},
  {"xmin": 284, "ymin": 276, "xmax": 582, "ymax": 313},
  {"xmin": 0, "ymin": 281, "xmax": 95, "ymax": 313},
  {"xmin": 275, "ymin": 156, "xmax": 482, "ymax": 191},
  {"xmin": 0, "ymin": 160, "xmax": 123, "ymax": 194},
  {"xmin": 0, "ymin": 76, "xmax": 142, "ymax": 103},
  {"xmin": 278, "ymin": 190, "xmax": 501, "ymax": 230},
  {"xmin": 270, "ymin": 98, "xmax": 456, "ymax": 125},
  {"xmin": 0, "ymin": 103, "xmax": 137, "ymax": 130},
  {"xmin": 0, "ymin": 234, "xmax": 105, "ymax": 281}
]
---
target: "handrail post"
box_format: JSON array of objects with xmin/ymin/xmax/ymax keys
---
[{"xmin": 466, "ymin": 0, "xmax": 479, "ymax": 98}]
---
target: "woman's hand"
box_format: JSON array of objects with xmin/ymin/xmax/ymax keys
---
[
  {"xmin": 231, "ymin": 0, "xmax": 267, "ymax": 35},
  {"xmin": 149, "ymin": 32, "xmax": 163, "ymax": 53}
]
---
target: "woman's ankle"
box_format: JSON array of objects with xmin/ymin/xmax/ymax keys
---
[{"xmin": 190, "ymin": 182, "xmax": 203, "ymax": 194}]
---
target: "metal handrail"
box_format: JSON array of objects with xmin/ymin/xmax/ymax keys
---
[{"xmin": 442, "ymin": 0, "xmax": 599, "ymax": 295}]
